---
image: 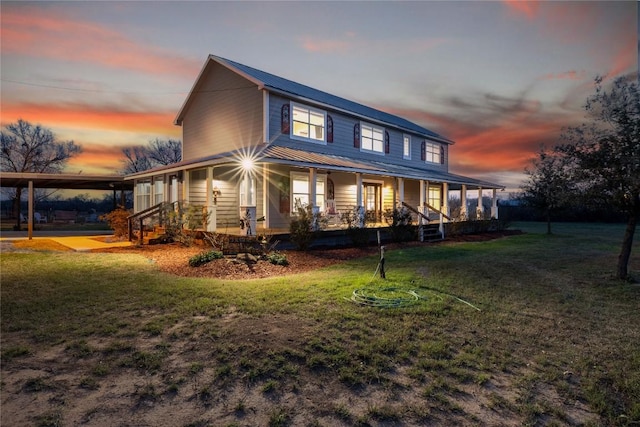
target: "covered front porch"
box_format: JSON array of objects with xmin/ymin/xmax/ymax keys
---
[{"xmin": 126, "ymin": 146, "xmax": 503, "ymax": 241}]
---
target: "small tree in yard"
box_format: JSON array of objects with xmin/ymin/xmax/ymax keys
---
[
  {"xmin": 520, "ymin": 145, "xmax": 575, "ymax": 235},
  {"xmin": 558, "ymin": 75, "xmax": 640, "ymax": 280}
]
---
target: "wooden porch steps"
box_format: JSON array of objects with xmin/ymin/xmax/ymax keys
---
[{"xmin": 420, "ymin": 224, "xmax": 444, "ymax": 242}]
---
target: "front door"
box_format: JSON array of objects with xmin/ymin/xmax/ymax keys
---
[{"xmin": 364, "ymin": 183, "xmax": 382, "ymax": 223}]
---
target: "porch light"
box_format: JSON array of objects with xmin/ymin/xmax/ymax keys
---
[
  {"xmin": 212, "ymin": 186, "xmax": 220, "ymax": 204},
  {"xmin": 241, "ymin": 157, "xmax": 254, "ymax": 172}
]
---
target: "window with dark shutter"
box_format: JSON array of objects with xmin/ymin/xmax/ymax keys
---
[
  {"xmin": 354, "ymin": 123, "xmax": 360, "ymax": 148},
  {"xmin": 384, "ymin": 131, "xmax": 390, "ymax": 154},
  {"xmin": 327, "ymin": 115, "xmax": 333, "ymax": 143},
  {"xmin": 281, "ymin": 104, "xmax": 290, "ymax": 134},
  {"xmin": 440, "ymin": 146, "xmax": 445, "ymax": 164},
  {"xmin": 421, "ymin": 140, "xmax": 426, "ymax": 161}
]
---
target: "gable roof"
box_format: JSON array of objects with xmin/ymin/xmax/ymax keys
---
[{"xmin": 175, "ymin": 55, "xmax": 453, "ymax": 144}]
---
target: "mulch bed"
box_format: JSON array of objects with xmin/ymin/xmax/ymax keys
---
[{"xmin": 91, "ymin": 230, "xmax": 523, "ymax": 280}]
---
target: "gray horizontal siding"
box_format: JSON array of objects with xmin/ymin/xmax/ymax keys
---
[{"xmin": 268, "ymin": 94, "xmax": 449, "ymax": 175}]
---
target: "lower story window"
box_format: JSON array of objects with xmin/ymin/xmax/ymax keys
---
[
  {"xmin": 153, "ymin": 179, "xmax": 164, "ymax": 205},
  {"xmin": 428, "ymin": 186, "xmax": 441, "ymax": 210},
  {"xmin": 291, "ymin": 173, "xmax": 326, "ymax": 212},
  {"xmin": 136, "ymin": 181, "xmax": 151, "ymax": 212}
]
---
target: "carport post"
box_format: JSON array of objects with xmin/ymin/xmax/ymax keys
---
[{"xmin": 28, "ymin": 180, "xmax": 34, "ymax": 240}]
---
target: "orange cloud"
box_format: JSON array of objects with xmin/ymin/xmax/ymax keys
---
[
  {"xmin": 502, "ymin": 0, "xmax": 540, "ymax": 19},
  {"xmin": 300, "ymin": 37, "xmax": 351, "ymax": 54},
  {"xmin": 542, "ymin": 70, "xmax": 586, "ymax": 81},
  {"xmin": 604, "ymin": 35, "xmax": 638, "ymax": 79},
  {"xmin": 299, "ymin": 33, "xmax": 448, "ymax": 55},
  {"xmin": 383, "ymin": 103, "xmax": 576, "ymax": 179},
  {"xmin": 66, "ymin": 144, "xmax": 127, "ymax": 175},
  {"xmin": 0, "ymin": 102, "xmax": 180, "ymax": 136},
  {"xmin": 1, "ymin": 6, "xmax": 200, "ymax": 79}
]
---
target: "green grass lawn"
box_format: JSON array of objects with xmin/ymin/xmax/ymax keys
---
[{"xmin": 2, "ymin": 222, "xmax": 639, "ymax": 426}]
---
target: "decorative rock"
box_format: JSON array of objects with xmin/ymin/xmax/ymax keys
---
[{"xmin": 236, "ymin": 252, "xmax": 258, "ymax": 263}]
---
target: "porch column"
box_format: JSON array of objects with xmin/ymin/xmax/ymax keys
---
[
  {"xmin": 262, "ymin": 164, "xmax": 270, "ymax": 229},
  {"xmin": 460, "ymin": 184, "xmax": 467, "ymax": 219},
  {"xmin": 309, "ymin": 167, "xmax": 317, "ymax": 207},
  {"xmin": 356, "ymin": 173, "xmax": 364, "ymax": 228},
  {"xmin": 356, "ymin": 173, "xmax": 363, "ymax": 207},
  {"xmin": 27, "ymin": 180, "xmax": 34, "ymax": 240},
  {"xmin": 477, "ymin": 186, "xmax": 484, "ymax": 220},
  {"xmin": 183, "ymin": 170, "xmax": 190, "ymax": 205},
  {"xmin": 397, "ymin": 177, "xmax": 405, "ymax": 208},
  {"xmin": 491, "ymin": 189, "xmax": 499, "ymax": 219},
  {"xmin": 205, "ymin": 167, "xmax": 215, "ymax": 232},
  {"xmin": 442, "ymin": 182, "xmax": 449, "ymax": 220},
  {"xmin": 163, "ymin": 174, "xmax": 170, "ymax": 204},
  {"xmin": 419, "ymin": 180, "xmax": 428, "ymax": 225}
]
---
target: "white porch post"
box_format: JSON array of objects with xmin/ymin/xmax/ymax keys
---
[
  {"xmin": 262, "ymin": 164, "xmax": 270, "ymax": 229},
  {"xmin": 397, "ymin": 177, "xmax": 405, "ymax": 207},
  {"xmin": 356, "ymin": 173, "xmax": 364, "ymax": 227},
  {"xmin": 183, "ymin": 170, "xmax": 190, "ymax": 205},
  {"xmin": 309, "ymin": 167, "xmax": 318, "ymax": 230},
  {"xmin": 461, "ymin": 184, "xmax": 467, "ymax": 219},
  {"xmin": 27, "ymin": 180, "xmax": 34, "ymax": 240},
  {"xmin": 163, "ymin": 174, "xmax": 170, "ymax": 204},
  {"xmin": 477, "ymin": 186, "xmax": 484, "ymax": 219},
  {"xmin": 309, "ymin": 167, "xmax": 317, "ymax": 207},
  {"xmin": 491, "ymin": 189, "xmax": 499, "ymax": 219},
  {"xmin": 419, "ymin": 180, "xmax": 428, "ymax": 225},
  {"xmin": 205, "ymin": 167, "xmax": 216, "ymax": 232},
  {"xmin": 442, "ymin": 182, "xmax": 449, "ymax": 220}
]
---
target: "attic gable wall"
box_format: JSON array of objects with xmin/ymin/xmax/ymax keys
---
[{"xmin": 181, "ymin": 61, "xmax": 264, "ymax": 162}]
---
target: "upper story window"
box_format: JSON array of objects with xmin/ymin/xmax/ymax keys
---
[
  {"xmin": 361, "ymin": 123, "xmax": 384, "ymax": 154},
  {"xmin": 424, "ymin": 141, "xmax": 444, "ymax": 164},
  {"xmin": 403, "ymin": 135, "xmax": 411, "ymax": 160},
  {"xmin": 291, "ymin": 102, "xmax": 326, "ymax": 143}
]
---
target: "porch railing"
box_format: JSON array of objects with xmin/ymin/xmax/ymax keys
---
[
  {"xmin": 127, "ymin": 201, "xmax": 178, "ymax": 245},
  {"xmin": 401, "ymin": 201, "xmax": 450, "ymax": 241}
]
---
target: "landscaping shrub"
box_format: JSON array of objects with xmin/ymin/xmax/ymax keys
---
[
  {"xmin": 267, "ymin": 252, "xmax": 289, "ymax": 266},
  {"xmin": 188, "ymin": 250, "xmax": 223, "ymax": 267},
  {"xmin": 383, "ymin": 207, "xmax": 415, "ymax": 242},
  {"xmin": 100, "ymin": 206, "xmax": 130, "ymax": 238},
  {"xmin": 161, "ymin": 202, "xmax": 210, "ymax": 246},
  {"xmin": 289, "ymin": 202, "xmax": 325, "ymax": 250},
  {"xmin": 341, "ymin": 206, "xmax": 370, "ymax": 247}
]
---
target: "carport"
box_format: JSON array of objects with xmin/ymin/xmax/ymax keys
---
[{"xmin": 0, "ymin": 172, "xmax": 133, "ymax": 239}]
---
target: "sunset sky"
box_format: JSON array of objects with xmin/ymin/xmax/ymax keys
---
[{"xmin": 1, "ymin": 1, "xmax": 638, "ymax": 193}]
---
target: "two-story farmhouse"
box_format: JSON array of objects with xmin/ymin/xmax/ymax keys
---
[{"xmin": 126, "ymin": 55, "xmax": 501, "ymax": 235}]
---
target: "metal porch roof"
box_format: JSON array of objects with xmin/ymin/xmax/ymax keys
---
[
  {"xmin": 126, "ymin": 145, "xmax": 502, "ymax": 190},
  {"xmin": 0, "ymin": 172, "xmax": 133, "ymax": 191},
  {"xmin": 260, "ymin": 146, "xmax": 502, "ymax": 190}
]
